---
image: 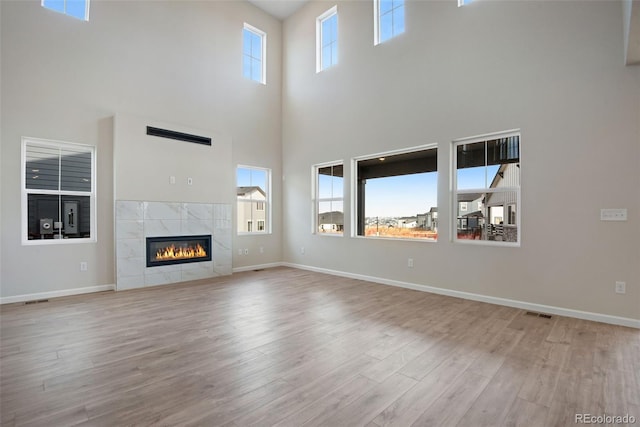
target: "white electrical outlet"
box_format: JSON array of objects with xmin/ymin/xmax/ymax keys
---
[
  {"xmin": 244, "ymin": 248, "xmax": 249, "ymax": 255},
  {"xmin": 408, "ymin": 258, "xmax": 414, "ymax": 268},
  {"xmin": 187, "ymin": 177, "xmax": 193, "ymax": 185},
  {"xmin": 80, "ymin": 262, "xmax": 88, "ymax": 272},
  {"xmin": 301, "ymin": 247, "xmax": 305, "ymax": 254},
  {"xmin": 615, "ymin": 281, "xmax": 626, "ymax": 294},
  {"xmin": 600, "ymin": 209, "xmax": 627, "ymax": 221}
]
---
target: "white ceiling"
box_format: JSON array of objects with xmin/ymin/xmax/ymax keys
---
[{"xmin": 247, "ymin": 0, "xmax": 309, "ymax": 20}]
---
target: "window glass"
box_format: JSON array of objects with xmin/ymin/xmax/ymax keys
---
[
  {"xmin": 237, "ymin": 166, "xmax": 270, "ymax": 234},
  {"xmin": 354, "ymin": 146, "xmax": 437, "ymax": 241},
  {"xmin": 454, "ymin": 133, "xmax": 520, "ymax": 245},
  {"xmin": 243, "ymin": 24, "xmax": 266, "ymax": 84},
  {"xmin": 315, "ymin": 163, "xmax": 344, "ymax": 235},
  {"xmin": 23, "ymin": 138, "xmax": 95, "ymax": 243}
]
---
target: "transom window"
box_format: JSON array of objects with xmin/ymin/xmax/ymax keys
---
[
  {"xmin": 42, "ymin": 0, "xmax": 90, "ymax": 21},
  {"xmin": 353, "ymin": 145, "xmax": 438, "ymax": 241},
  {"xmin": 316, "ymin": 6, "xmax": 338, "ymax": 72},
  {"xmin": 453, "ymin": 131, "xmax": 521, "ymax": 245},
  {"xmin": 237, "ymin": 166, "xmax": 271, "ymax": 234},
  {"xmin": 243, "ymin": 23, "xmax": 266, "ymax": 84},
  {"xmin": 22, "ymin": 137, "xmax": 96, "ymax": 244},
  {"xmin": 313, "ymin": 162, "xmax": 344, "ymax": 235},
  {"xmin": 374, "ymin": 0, "xmax": 405, "ymax": 45}
]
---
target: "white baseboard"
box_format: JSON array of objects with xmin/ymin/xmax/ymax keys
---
[
  {"xmin": 232, "ymin": 262, "xmax": 285, "ymax": 273},
  {"xmin": 0, "ymin": 284, "xmax": 116, "ymax": 305},
  {"xmin": 282, "ymin": 262, "xmax": 640, "ymax": 329}
]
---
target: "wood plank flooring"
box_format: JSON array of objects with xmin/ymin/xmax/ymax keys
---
[{"xmin": 1, "ymin": 267, "xmax": 638, "ymax": 426}]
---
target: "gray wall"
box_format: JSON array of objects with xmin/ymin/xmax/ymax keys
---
[
  {"xmin": 0, "ymin": 0, "xmax": 283, "ymax": 299},
  {"xmin": 282, "ymin": 1, "xmax": 640, "ymax": 320}
]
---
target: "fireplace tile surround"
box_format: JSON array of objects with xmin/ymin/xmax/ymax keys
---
[{"xmin": 115, "ymin": 201, "xmax": 232, "ymax": 290}]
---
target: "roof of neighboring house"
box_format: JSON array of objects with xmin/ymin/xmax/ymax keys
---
[
  {"xmin": 461, "ymin": 210, "xmax": 484, "ymax": 218},
  {"xmin": 236, "ymin": 186, "xmax": 266, "ymax": 197}
]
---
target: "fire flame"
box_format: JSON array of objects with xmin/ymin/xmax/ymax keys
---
[{"xmin": 155, "ymin": 243, "xmax": 207, "ymax": 261}]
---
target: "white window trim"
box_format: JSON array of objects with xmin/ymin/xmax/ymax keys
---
[
  {"xmin": 312, "ymin": 160, "xmax": 344, "ymax": 236},
  {"xmin": 316, "ymin": 5, "xmax": 338, "ymax": 73},
  {"xmin": 21, "ymin": 137, "xmax": 97, "ymax": 245},
  {"xmin": 451, "ymin": 129, "xmax": 521, "ymax": 247},
  {"xmin": 243, "ymin": 23, "xmax": 267, "ymax": 85},
  {"xmin": 350, "ymin": 143, "xmax": 438, "ymax": 242},
  {"xmin": 237, "ymin": 164, "xmax": 272, "ymax": 235}
]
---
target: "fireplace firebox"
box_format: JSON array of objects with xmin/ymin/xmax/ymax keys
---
[{"xmin": 146, "ymin": 235, "xmax": 212, "ymax": 267}]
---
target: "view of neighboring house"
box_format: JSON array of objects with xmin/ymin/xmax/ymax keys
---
[
  {"xmin": 456, "ymin": 162, "xmax": 519, "ymax": 242},
  {"xmin": 318, "ymin": 210, "xmax": 344, "ymax": 233},
  {"xmin": 236, "ymin": 186, "xmax": 266, "ymax": 233},
  {"xmin": 397, "ymin": 217, "xmax": 418, "ymax": 228}
]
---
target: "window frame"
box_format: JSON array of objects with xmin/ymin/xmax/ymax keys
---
[
  {"xmin": 236, "ymin": 165, "xmax": 272, "ymax": 235},
  {"xmin": 42, "ymin": 0, "xmax": 90, "ymax": 21},
  {"xmin": 452, "ymin": 129, "xmax": 521, "ymax": 247},
  {"xmin": 312, "ymin": 160, "xmax": 344, "ymax": 236},
  {"xmin": 374, "ymin": 0, "xmax": 405, "ymax": 46},
  {"xmin": 243, "ymin": 23, "xmax": 267, "ymax": 85},
  {"xmin": 21, "ymin": 137, "xmax": 97, "ymax": 245},
  {"xmin": 350, "ymin": 143, "xmax": 438, "ymax": 242},
  {"xmin": 316, "ymin": 6, "xmax": 338, "ymax": 73}
]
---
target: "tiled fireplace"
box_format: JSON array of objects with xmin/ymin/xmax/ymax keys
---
[{"xmin": 115, "ymin": 201, "xmax": 232, "ymax": 290}]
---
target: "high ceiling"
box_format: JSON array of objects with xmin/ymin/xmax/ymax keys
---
[{"xmin": 247, "ymin": 0, "xmax": 309, "ymax": 20}]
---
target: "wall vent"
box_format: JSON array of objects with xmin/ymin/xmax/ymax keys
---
[{"xmin": 146, "ymin": 126, "xmax": 212, "ymax": 146}]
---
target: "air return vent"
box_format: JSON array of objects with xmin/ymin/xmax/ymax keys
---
[
  {"xmin": 146, "ymin": 126, "xmax": 212, "ymax": 146},
  {"xmin": 526, "ymin": 311, "xmax": 552, "ymax": 319}
]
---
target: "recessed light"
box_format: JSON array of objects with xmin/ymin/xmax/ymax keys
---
[{"xmin": 379, "ymin": 157, "xmax": 385, "ymax": 161}]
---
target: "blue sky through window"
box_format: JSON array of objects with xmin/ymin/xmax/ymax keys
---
[
  {"xmin": 379, "ymin": 0, "xmax": 404, "ymax": 43},
  {"xmin": 237, "ymin": 167, "xmax": 266, "ymax": 194},
  {"xmin": 321, "ymin": 12, "xmax": 338, "ymax": 70},
  {"xmin": 365, "ymin": 172, "xmax": 437, "ymax": 218},
  {"xmin": 42, "ymin": 0, "xmax": 88, "ymax": 20},
  {"xmin": 243, "ymin": 27, "xmax": 263, "ymax": 83}
]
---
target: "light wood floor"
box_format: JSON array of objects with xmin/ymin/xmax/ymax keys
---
[{"xmin": 1, "ymin": 267, "xmax": 638, "ymax": 426}]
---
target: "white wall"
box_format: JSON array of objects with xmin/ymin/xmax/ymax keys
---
[
  {"xmin": 0, "ymin": 0, "xmax": 282, "ymax": 300},
  {"xmin": 282, "ymin": 1, "xmax": 640, "ymax": 321}
]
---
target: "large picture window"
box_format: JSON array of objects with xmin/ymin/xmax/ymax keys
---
[
  {"xmin": 453, "ymin": 131, "xmax": 520, "ymax": 245},
  {"xmin": 314, "ymin": 162, "xmax": 344, "ymax": 235},
  {"xmin": 237, "ymin": 166, "xmax": 271, "ymax": 234},
  {"xmin": 22, "ymin": 137, "xmax": 96, "ymax": 244},
  {"xmin": 353, "ymin": 145, "xmax": 438, "ymax": 241}
]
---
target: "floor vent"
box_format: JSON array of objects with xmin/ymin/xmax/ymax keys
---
[
  {"xmin": 525, "ymin": 311, "xmax": 552, "ymax": 319},
  {"xmin": 24, "ymin": 299, "xmax": 49, "ymax": 305}
]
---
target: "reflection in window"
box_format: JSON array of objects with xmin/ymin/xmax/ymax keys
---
[
  {"xmin": 23, "ymin": 138, "xmax": 95, "ymax": 242},
  {"xmin": 454, "ymin": 132, "xmax": 520, "ymax": 245},
  {"xmin": 315, "ymin": 162, "xmax": 344, "ymax": 235},
  {"xmin": 237, "ymin": 166, "xmax": 270, "ymax": 234}
]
